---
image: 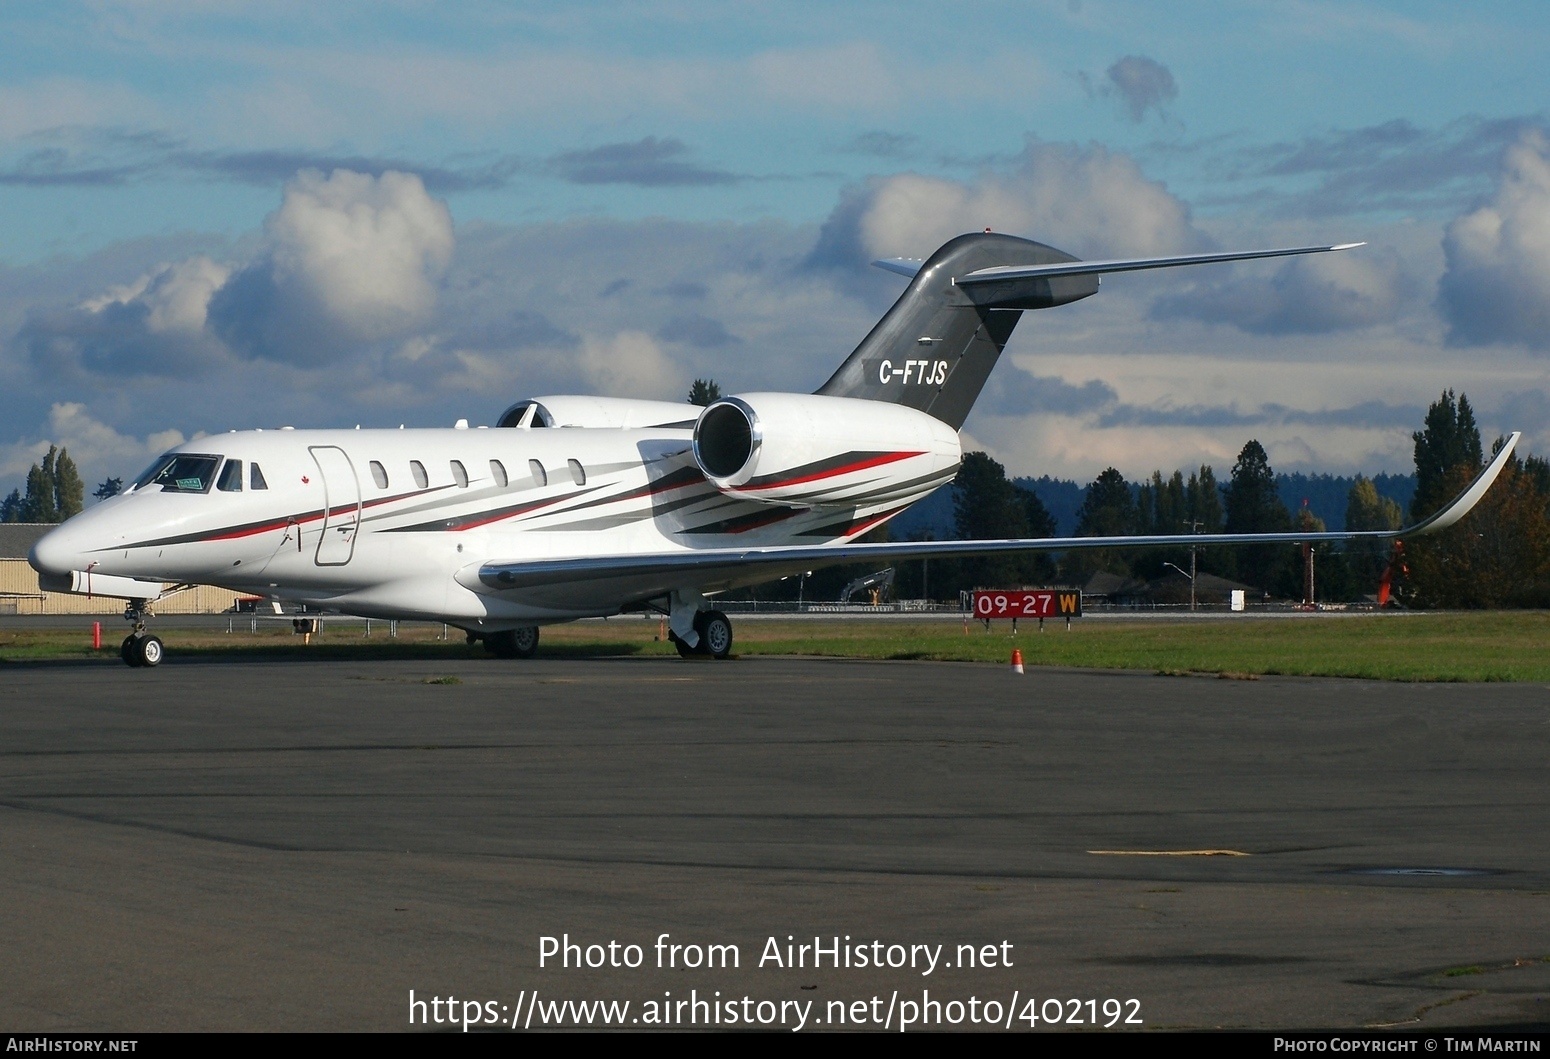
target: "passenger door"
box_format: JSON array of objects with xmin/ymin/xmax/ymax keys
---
[{"xmin": 310, "ymin": 446, "xmax": 361, "ymax": 566}]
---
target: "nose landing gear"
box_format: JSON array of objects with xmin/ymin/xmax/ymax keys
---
[{"xmin": 119, "ymin": 600, "xmax": 164, "ymax": 668}]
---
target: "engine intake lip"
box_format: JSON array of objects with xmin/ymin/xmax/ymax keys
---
[{"xmin": 694, "ymin": 397, "xmax": 761, "ymax": 483}]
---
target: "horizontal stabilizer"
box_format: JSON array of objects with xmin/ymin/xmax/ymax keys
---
[
  {"xmin": 955, "ymin": 242, "xmax": 1365, "ymax": 287},
  {"xmin": 469, "ymin": 432, "xmax": 1517, "ymax": 603},
  {"xmin": 871, "ymin": 258, "xmax": 926, "ymax": 278}
]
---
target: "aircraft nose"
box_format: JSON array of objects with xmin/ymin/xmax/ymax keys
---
[{"xmin": 28, "ymin": 524, "xmax": 84, "ymax": 577}]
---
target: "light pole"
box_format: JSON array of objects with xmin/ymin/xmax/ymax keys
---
[
  {"xmin": 1187, "ymin": 520, "xmax": 1203, "ymax": 611},
  {"xmin": 1163, "ymin": 562, "xmax": 1196, "ymax": 611}
]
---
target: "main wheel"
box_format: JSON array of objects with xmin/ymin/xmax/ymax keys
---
[
  {"xmin": 695, "ymin": 610, "xmax": 733, "ymax": 659},
  {"xmin": 669, "ymin": 629, "xmax": 697, "ymax": 658},
  {"xmin": 121, "ymin": 634, "xmax": 142, "ymax": 668},
  {"xmin": 486, "ymin": 627, "xmax": 540, "ymax": 659},
  {"xmin": 511, "ymin": 625, "xmax": 539, "ymax": 658}
]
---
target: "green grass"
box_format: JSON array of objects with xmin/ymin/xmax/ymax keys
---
[{"xmin": 4, "ymin": 611, "xmax": 1550, "ymax": 682}]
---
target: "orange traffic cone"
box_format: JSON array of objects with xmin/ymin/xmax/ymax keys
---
[{"xmin": 1011, "ymin": 648, "xmax": 1024, "ymax": 674}]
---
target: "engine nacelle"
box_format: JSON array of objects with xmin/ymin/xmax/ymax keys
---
[
  {"xmin": 693, "ymin": 393, "xmax": 961, "ymax": 507},
  {"xmin": 497, "ymin": 396, "xmax": 698, "ymax": 430}
]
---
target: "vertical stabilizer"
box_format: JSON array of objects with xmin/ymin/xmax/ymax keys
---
[{"xmin": 816, "ymin": 232, "xmax": 1098, "ymax": 429}]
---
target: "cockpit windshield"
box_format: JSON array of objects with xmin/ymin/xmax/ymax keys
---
[{"xmin": 133, "ymin": 454, "xmax": 223, "ymax": 494}]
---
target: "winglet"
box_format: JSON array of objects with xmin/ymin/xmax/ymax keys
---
[{"xmin": 1405, "ymin": 431, "xmax": 1520, "ymax": 536}]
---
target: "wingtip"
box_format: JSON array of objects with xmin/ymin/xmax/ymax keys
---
[
  {"xmin": 1329, "ymin": 242, "xmax": 1366, "ymax": 251},
  {"xmin": 1407, "ymin": 429, "xmax": 1521, "ymax": 537}
]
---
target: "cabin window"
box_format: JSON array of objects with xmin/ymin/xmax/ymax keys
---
[
  {"xmin": 370, "ymin": 461, "xmax": 389, "ymax": 489},
  {"xmin": 529, "ymin": 459, "xmax": 547, "ymax": 487},
  {"xmin": 568, "ymin": 459, "xmax": 586, "ymax": 486},
  {"xmin": 138, "ymin": 454, "xmax": 221, "ymax": 494},
  {"xmin": 490, "ymin": 459, "xmax": 508, "ymax": 487},
  {"xmin": 216, "ymin": 459, "xmax": 244, "ymax": 492},
  {"xmin": 410, "ymin": 460, "xmax": 429, "ymax": 489},
  {"xmin": 250, "ymin": 463, "xmax": 268, "ymax": 490},
  {"xmin": 451, "ymin": 460, "xmax": 469, "ymax": 488}
]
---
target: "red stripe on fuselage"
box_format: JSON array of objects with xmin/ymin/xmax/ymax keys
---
[{"xmin": 742, "ymin": 451, "xmax": 923, "ymax": 492}]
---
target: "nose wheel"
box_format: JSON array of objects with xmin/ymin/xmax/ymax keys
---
[{"xmin": 121, "ymin": 632, "xmax": 164, "ymax": 668}]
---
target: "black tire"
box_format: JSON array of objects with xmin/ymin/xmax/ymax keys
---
[
  {"xmin": 696, "ymin": 610, "xmax": 733, "ymax": 659},
  {"xmin": 121, "ymin": 634, "xmax": 142, "ymax": 668},
  {"xmin": 486, "ymin": 627, "xmax": 540, "ymax": 659},
  {"xmin": 511, "ymin": 626, "xmax": 539, "ymax": 658},
  {"xmin": 136, "ymin": 634, "xmax": 164, "ymax": 668},
  {"xmin": 670, "ymin": 629, "xmax": 697, "ymax": 658}
]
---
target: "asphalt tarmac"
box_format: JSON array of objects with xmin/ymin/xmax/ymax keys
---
[{"xmin": 1, "ymin": 653, "xmax": 1547, "ymax": 1032}]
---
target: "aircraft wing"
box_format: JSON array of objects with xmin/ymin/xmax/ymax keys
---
[{"xmin": 467, "ymin": 433, "xmax": 1517, "ymax": 608}]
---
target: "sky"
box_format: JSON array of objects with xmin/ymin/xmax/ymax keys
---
[{"xmin": 3, "ymin": 0, "xmax": 1550, "ymax": 498}]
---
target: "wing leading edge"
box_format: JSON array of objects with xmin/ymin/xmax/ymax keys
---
[{"xmin": 467, "ymin": 433, "xmax": 1519, "ymax": 604}]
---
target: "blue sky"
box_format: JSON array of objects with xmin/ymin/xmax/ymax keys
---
[{"xmin": 4, "ymin": 1, "xmax": 1550, "ymax": 498}]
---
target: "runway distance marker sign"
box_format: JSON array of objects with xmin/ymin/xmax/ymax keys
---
[{"xmin": 972, "ymin": 590, "xmax": 1082, "ymax": 619}]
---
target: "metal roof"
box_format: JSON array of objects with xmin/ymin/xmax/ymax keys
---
[{"xmin": 0, "ymin": 523, "xmax": 51, "ymax": 560}]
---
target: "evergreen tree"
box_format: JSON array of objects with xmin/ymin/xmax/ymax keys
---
[
  {"xmin": 1411, "ymin": 390, "xmax": 1482, "ymax": 519},
  {"xmin": 19, "ymin": 448, "xmax": 60, "ymax": 522},
  {"xmin": 948, "ymin": 451, "xmax": 1055, "ymax": 588},
  {"xmin": 1223, "ymin": 440, "xmax": 1292, "ymax": 592},
  {"xmin": 1136, "ymin": 470, "xmax": 1188, "ymax": 534},
  {"xmin": 1070, "ymin": 467, "xmax": 1138, "ymax": 577},
  {"xmin": 1186, "ymin": 465, "xmax": 1223, "ymax": 534},
  {"xmin": 1019, "ymin": 487, "xmax": 1057, "ymax": 540},
  {"xmin": 1131, "ymin": 469, "xmax": 1195, "ymax": 578},
  {"xmin": 1523, "ymin": 453, "xmax": 1550, "ymax": 498},
  {"xmin": 0, "ymin": 489, "xmax": 20, "ymax": 522},
  {"xmin": 94, "ymin": 478, "xmax": 124, "ymax": 501},
  {"xmin": 687, "ymin": 378, "xmax": 722, "ymax": 406},
  {"xmin": 53, "ymin": 448, "xmax": 84, "ymax": 519},
  {"xmin": 1076, "ymin": 467, "xmax": 1137, "ymax": 536}
]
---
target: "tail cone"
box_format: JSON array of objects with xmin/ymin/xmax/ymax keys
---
[{"xmin": 1011, "ymin": 648, "xmax": 1024, "ymax": 674}]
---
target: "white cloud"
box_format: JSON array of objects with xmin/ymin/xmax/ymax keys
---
[
  {"xmin": 839, "ymin": 141, "xmax": 1204, "ymax": 262},
  {"xmin": 19, "ymin": 168, "xmax": 454, "ymax": 375},
  {"xmin": 1152, "ymin": 246, "xmax": 1411, "ymax": 334},
  {"xmin": 82, "ymin": 256, "xmax": 231, "ymax": 335},
  {"xmin": 575, "ymin": 331, "xmax": 684, "ymax": 401},
  {"xmin": 269, "ymin": 169, "xmax": 452, "ymax": 334},
  {"xmin": 1437, "ymin": 130, "xmax": 1550, "ymax": 349},
  {"xmin": 207, "ymin": 168, "xmax": 454, "ymax": 362}
]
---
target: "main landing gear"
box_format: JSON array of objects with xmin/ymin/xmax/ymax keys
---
[
  {"xmin": 484, "ymin": 626, "xmax": 540, "ymax": 659},
  {"xmin": 119, "ymin": 601, "xmax": 163, "ymax": 668},
  {"xmin": 669, "ymin": 609, "xmax": 734, "ymax": 660}
]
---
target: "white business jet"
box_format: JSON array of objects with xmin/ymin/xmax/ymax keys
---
[{"xmin": 28, "ymin": 232, "xmax": 1517, "ymax": 667}]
